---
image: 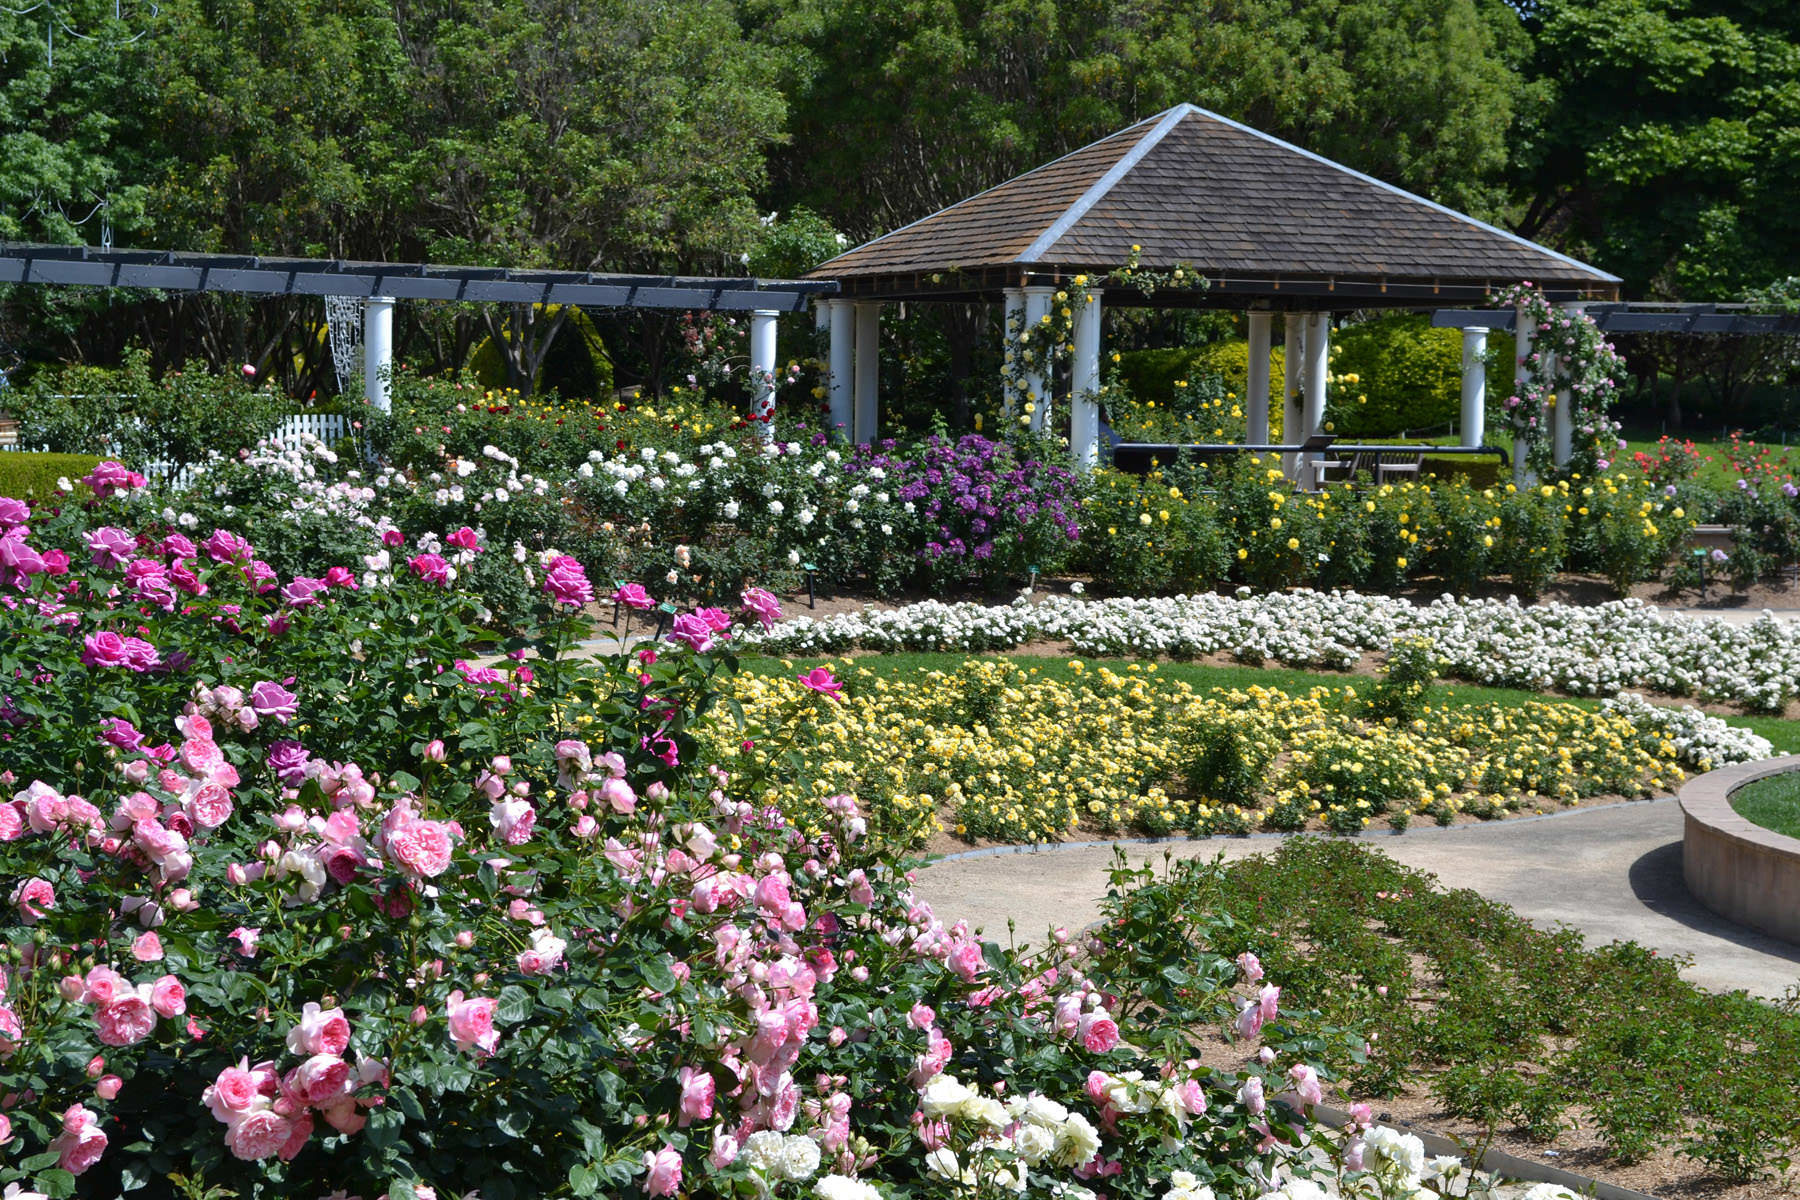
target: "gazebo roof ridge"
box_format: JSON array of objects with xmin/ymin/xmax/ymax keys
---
[{"xmin": 813, "ymin": 103, "xmax": 1622, "ymax": 305}]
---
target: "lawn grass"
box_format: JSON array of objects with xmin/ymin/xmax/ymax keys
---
[
  {"xmin": 1620, "ymin": 434, "xmax": 1800, "ymax": 491},
  {"xmin": 1729, "ymin": 769, "xmax": 1800, "ymax": 838},
  {"xmin": 744, "ymin": 650, "xmax": 1800, "ymax": 753}
]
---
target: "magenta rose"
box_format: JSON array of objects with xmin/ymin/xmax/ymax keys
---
[
  {"xmin": 281, "ymin": 576, "xmax": 328, "ymax": 607},
  {"xmin": 0, "ymin": 496, "xmax": 29, "ymax": 528},
  {"xmin": 797, "ymin": 666, "xmax": 845, "ymax": 701},
  {"xmin": 667, "ymin": 612, "xmax": 714, "ymax": 654},
  {"xmin": 81, "ymin": 631, "xmax": 131, "ymax": 669},
  {"xmin": 249, "ymin": 681, "xmax": 298, "ymax": 724},
  {"xmin": 612, "ymin": 582, "xmax": 654, "ymax": 610},
  {"xmin": 202, "ymin": 528, "xmax": 254, "ymax": 563},
  {"xmin": 408, "ymin": 552, "xmax": 451, "ymax": 586},
  {"xmin": 542, "ymin": 555, "xmax": 595, "ymax": 606},
  {"xmin": 740, "ymin": 586, "xmax": 782, "ymax": 630},
  {"xmin": 445, "ymin": 526, "xmax": 482, "ymax": 551}
]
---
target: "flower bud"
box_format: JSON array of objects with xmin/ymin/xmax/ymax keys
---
[{"xmin": 424, "ymin": 739, "xmax": 447, "ymax": 764}]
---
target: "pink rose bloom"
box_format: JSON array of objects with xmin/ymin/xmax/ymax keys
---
[
  {"xmin": 286, "ymin": 1002, "xmax": 351, "ymax": 1057},
  {"xmin": 381, "ymin": 528, "xmax": 405, "ymax": 548},
  {"xmin": 740, "ymin": 586, "xmax": 782, "ymax": 630},
  {"xmin": 120, "ymin": 636, "xmax": 160, "ymax": 672},
  {"xmin": 612, "ymin": 582, "xmax": 654, "ymax": 610},
  {"xmin": 95, "ymin": 1074, "xmax": 123, "ymax": 1100},
  {"xmin": 1238, "ymin": 1075, "xmax": 1266, "ymax": 1115},
  {"xmin": 224, "ymin": 1108, "xmax": 291, "ymax": 1161},
  {"xmin": 249, "ymin": 681, "xmax": 298, "ymax": 724},
  {"xmin": 281, "ymin": 576, "xmax": 328, "ymax": 607},
  {"xmin": 0, "ymin": 1004, "xmax": 22, "ymax": 1056},
  {"xmin": 0, "ymin": 1110, "xmax": 11, "ymax": 1144},
  {"xmin": 150, "ymin": 974, "xmax": 186, "ymax": 1018},
  {"xmin": 598, "ymin": 777, "xmax": 636, "ymax": 814},
  {"xmin": 947, "ymin": 941, "xmax": 984, "ymax": 982},
  {"xmin": 386, "ymin": 817, "xmax": 455, "ymax": 878},
  {"xmin": 797, "ymin": 666, "xmax": 845, "ymax": 701},
  {"xmin": 642, "ymin": 1146, "xmax": 683, "ymax": 1197},
  {"xmin": 228, "ymin": 926, "xmax": 261, "ymax": 956},
  {"xmin": 1235, "ymin": 997, "xmax": 1263, "ymax": 1040},
  {"xmin": 181, "ymin": 737, "xmax": 224, "ymax": 776},
  {"xmin": 445, "ymin": 526, "xmax": 481, "ymax": 551},
  {"xmin": 81, "ymin": 631, "xmax": 131, "ymax": 669},
  {"xmin": 204, "ymin": 1062, "xmax": 262, "ymax": 1123},
  {"xmin": 202, "ymin": 528, "xmax": 254, "ymax": 563},
  {"xmin": 80, "ymin": 965, "xmax": 128, "ymax": 1004},
  {"xmin": 188, "ymin": 782, "xmax": 233, "ymax": 829},
  {"xmin": 323, "ymin": 565, "xmax": 358, "ymax": 589},
  {"xmin": 95, "ymin": 991, "xmax": 158, "ymax": 1046},
  {"xmin": 667, "ymin": 612, "xmax": 714, "ymax": 654},
  {"xmin": 676, "ymin": 1066, "xmax": 714, "ymax": 1125},
  {"xmin": 407, "ymin": 552, "xmax": 451, "ymax": 586},
  {"xmin": 1235, "ymin": 951, "xmax": 1263, "ymax": 983},
  {"xmin": 845, "ymin": 868, "xmax": 875, "ymax": 906},
  {"xmin": 446, "ymin": 990, "xmax": 500, "ymax": 1055},
  {"xmin": 320, "ymin": 1098, "xmax": 367, "ymax": 1135},
  {"xmin": 86, "ymin": 526, "xmax": 137, "ymax": 567},
  {"xmin": 489, "ymin": 797, "xmax": 536, "ymax": 845},
  {"xmin": 293, "ymin": 1053, "xmax": 352, "ymax": 1105},
  {"xmin": 1077, "ymin": 1011, "xmax": 1120, "ymax": 1054},
  {"xmin": 695, "ymin": 606, "xmax": 733, "ymax": 634},
  {"xmin": 13, "ymin": 876, "xmax": 54, "ymax": 922},
  {"xmin": 1287, "ymin": 1062, "xmax": 1324, "ymax": 1106},
  {"xmin": 0, "ymin": 804, "xmax": 21, "ymax": 842},
  {"xmin": 1257, "ymin": 983, "xmax": 1280, "ymax": 1024},
  {"xmin": 132, "ymin": 932, "xmax": 164, "ymax": 962},
  {"xmin": 50, "ymin": 1103, "xmax": 108, "ymax": 1175},
  {"xmin": 0, "ymin": 496, "xmax": 29, "ymax": 528}
]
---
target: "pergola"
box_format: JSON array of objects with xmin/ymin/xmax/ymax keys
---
[
  {"xmin": 0, "ymin": 243, "xmax": 836, "ymax": 427},
  {"xmin": 809, "ymin": 103, "xmax": 1622, "ymax": 471}
]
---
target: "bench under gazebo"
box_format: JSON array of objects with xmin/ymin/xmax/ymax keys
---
[{"xmin": 809, "ymin": 102, "xmax": 1622, "ymax": 472}]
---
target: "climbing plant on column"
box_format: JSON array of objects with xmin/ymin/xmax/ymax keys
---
[{"xmin": 1493, "ymin": 281, "xmax": 1627, "ymax": 479}]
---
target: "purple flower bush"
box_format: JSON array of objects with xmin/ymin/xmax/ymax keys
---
[{"xmin": 0, "ymin": 467, "xmax": 1383, "ymax": 1199}]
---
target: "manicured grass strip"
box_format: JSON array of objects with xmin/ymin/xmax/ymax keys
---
[
  {"xmin": 1730, "ymin": 770, "xmax": 1800, "ymax": 838},
  {"xmin": 743, "ymin": 651, "xmax": 1800, "ymax": 753}
]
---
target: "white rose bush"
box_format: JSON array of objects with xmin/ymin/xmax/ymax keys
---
[{"xmin": 0, "ymin": 466, "xmax": 1497, "ymax": 1200}]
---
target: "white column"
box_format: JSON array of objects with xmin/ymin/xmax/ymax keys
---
[
  {"xmin": 363, "ymin": 295, "xmax": 395, "ymax": 413},
  {"xmin": 852, "ymin": 301, "xmax": 880, "ymax": 444},
  {"xmin": 1022, "ymin": 285, "xmax": 1056, "ymax": 433},
  {"xmin": 1460, "ymin": 327, "xmax": 1488, "ymax": 448},
  {"xmin": 1245, "ymin": 311, "xmax": 1272, "ymax": 445},
  {"xmin": 1552, "ymin": 302, "xmax": 1586, "ymax": 470},
  {"xmin": 1513, "ymin": 303, "xmax": 1535, "ymax": 484},
  {"xmin": 1069, "ymin": 289, "xmax": 1102, "ymax": 470},
  {"xmin": 1303, "ymin": 314, "xmax": 1329, "ymax": 436},
  {"xmin": 749, "ymin": 308, "xmax": 779, "ymax": 443},
  {"xmin": 1282, "ymin": 314, "xmax": 1305, "ymax": 479},
  {"xmin": 1001, "ymin": 287, "xmax": 1026, "ymax": 420},
  {"xmin": 827, "ymin": 300, "xmax": 853, "ymax": 439}
]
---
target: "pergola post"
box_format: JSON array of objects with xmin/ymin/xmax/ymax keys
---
[
  {"xmin": 1021, "ymin": 285, "xmax": 1056, "ymax": 433},
  {"xmin": 1302, "ymin": 314, "xmax": 1330, "ymax": 482},
  {"xmin": 749, "ymin": 309, "xmax": 779, "ymax": 442},
  {"xmin": 1460, "ymin": 327, "xmax": 1488, "ymax": 448},
  {"xmin": 1282, "ymin": 314, "xmax": 1305, "ymax": 480},
  {"xmin": 853, "ymin": 301, "xmax": 881, "ymax": 444},
  {"xmin": 1245, "ymin": 311, "xmax": 1273, "ymax": 445},
  {"xmin": 1001, "ymin": 287, "xmax": 1026, "ymax": 421},
  {"xmin": 363, "ymin": 295, "xmax": 395, "ymax": 413},
  {"xmin": 826, "ymin": 300, "xmax": 853, "ymax": 438},
  {"xmin": 1552, "ymin": 302, "xmax": 1586, "ymax": 470},
  {"xmin": 1513, "ymin": 302, "xmax": 1535, "ymax": 484},
  {"xmin": 1069, "ymin": 289, "xmax": 1103, "ymax": 470}
]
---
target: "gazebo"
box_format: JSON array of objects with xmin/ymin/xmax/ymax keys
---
[{"xmin": 810, "ymin": 103, "xmax": 1622, "ymax": 470}]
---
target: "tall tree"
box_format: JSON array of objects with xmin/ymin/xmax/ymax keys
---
[{"xmin": 1514, "ymin": 0, "xmax": 1800, "ymax": 298}]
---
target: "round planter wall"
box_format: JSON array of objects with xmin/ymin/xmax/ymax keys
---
[{"xmin": 1681, "ymin": 755, "xmax": 1800, "ymax": 946}]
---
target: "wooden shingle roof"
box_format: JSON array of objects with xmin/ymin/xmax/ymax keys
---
[{"xmin": 815, "ymin": 105, "xmax": 1620, "ymax": 305}]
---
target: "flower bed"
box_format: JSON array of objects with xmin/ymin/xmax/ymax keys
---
[
  {"xmin": 750, "ymin": 590, "xmax": 1800, "ymax": 712},
  {"xmin": 710, "ymin": 659, "xmax": 1762, "ymax": 847},
  {"xmin": 1, "ymin": 467, "xmax": 1534, "ymax": 1200}
]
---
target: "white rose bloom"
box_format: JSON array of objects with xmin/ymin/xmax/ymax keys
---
[
  {"xmin": 960, "ymin": 1095, "xmax": 1009, "ymax": 1131},
  {"xmin": 1014, "ymin": 1123, "xmax": 1057, "ymax": 1164},
  {"xmin": 799, "ymin": 508, "xmax": 815, "ymax": 526},
  {"xmin": 919, "ymin": 1076, "xmax": 972, "ymax": 1116},
  {"xmin": 612, "ymin": 479, "xmax": 629, "ymax": 497},
  {"xmin": 769, "ymin": 500, "xmax": 785, "ymax": 516},
  {"xmin": 815, "ymin": 1176, "xmax": 881, "ymax": 1200},
  {"xmin": 743, "ymin": 1131, "xmax": 785, "ymax": 1173},
  {"xmin": 1052, "ymin": 1112, "xmax": 1102, "ymax": 1167},
  {"xmin": 777, "ymin": 1134, "xmax": 822, "ymax": 1181},
  {"xmin": 1364, "ymin": 1127, "xmax": 1427, "ymax": 1177},
  {"xmin": 723, "ymin": 501, "xmax": 741, "ymax": 519},
  {"xmin": 923, "ymin": 1149, "xmax": 963, "ymax": 1182},
  {"xmin": 788, "ymin": 550, "xmax": 801, "ymax": 566}
]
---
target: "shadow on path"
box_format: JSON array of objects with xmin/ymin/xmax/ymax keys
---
[{"xmin": 1626, "ymin": 840, "xmax": 1800, "ymax": 973}]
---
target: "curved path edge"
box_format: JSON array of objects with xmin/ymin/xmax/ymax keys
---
[{"xmin": 1682, "ymin": 755, "xmax": 1800, "ymax": 946}]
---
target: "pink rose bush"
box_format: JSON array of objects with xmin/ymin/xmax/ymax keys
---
[{"xmin": 0, "ymin": 486, "xmax": 1378, "ymax": 1200}]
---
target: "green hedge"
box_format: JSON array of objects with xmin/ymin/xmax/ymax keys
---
[
  {"xmin": 0, "ymin": 452, "xmax": 101, "ymax": 499},
  {"xmin": 1118, "ymin": 342, "xmax": 1286, "ymax": 414}
]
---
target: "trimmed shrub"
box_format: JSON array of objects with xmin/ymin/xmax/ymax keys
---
[
  {"xmin": 1117, "ymin": 342, "xmax": 1286, "ymax": 431},
  {"xmin": 1327, "ymin": 315, "xmax": 1464, "ymax": 437},
  {"xmin": 0, "ymin": 451, "xmax": 101, "ymax": 498}
]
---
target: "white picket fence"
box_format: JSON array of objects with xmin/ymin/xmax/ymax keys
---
[{"xmin": 0, "ymin": 412, "xmax": 351, "ymax": 489}]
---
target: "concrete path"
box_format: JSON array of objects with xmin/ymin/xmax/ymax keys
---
[
  {"xmin": 1661, "ymin": 605, "xmax": 1800, "ymax": 627},
  {"xmin": 915, "ymin": 797, "xmax": 1800, "ymax": 999}
]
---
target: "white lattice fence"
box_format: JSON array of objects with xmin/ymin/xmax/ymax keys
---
[{"xmin": 275, "ymin": 413, "xmax": 348, "ymax": 443}]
